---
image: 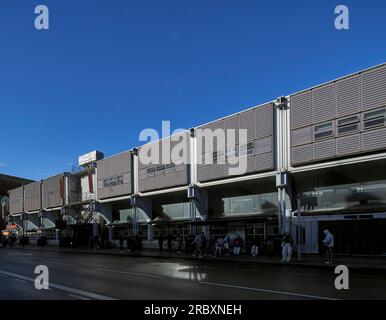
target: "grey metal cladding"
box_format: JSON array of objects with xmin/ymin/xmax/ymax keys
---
[
  {"xmin": 255, "ymin": 103, "xmax": 273, "ymax": 139},
  {"xmin": 255, "ymin": 153, "xmax": 274, "ymax": 171},
  {"xmin": 97, "ymin": 151, "xmax": 132, "ymax": 199},
  {"xmin": 362, "ymin": 127, "xmax": 386, "ymax": 152},
  {"xmin": 43, "ymin": 174, "xmax": 64, "ymax": 208},
  {"xmin": 225, "ymin": 114, "xmax": 240, "ymax": 142},
  {"xmin": 291, "ymin": 127, "xmax": 313, "ymax": 147},
  {"xmin": 291, "ymin": 91, "xmax": 312, "ymax": 129},
  {"xmin": 9, "ymin": 186, "xmax": 24, "ymax": 214},
  {"xmin": 313, "ymin": 139, "xmax": 336, "ymax": 160},
  {"xmin": 336, "ymin": 74, "xmax": 361, "ymax": 117},
  {"xmin": 362, "ymin": 65, "xmax": 386, "ymax": 111},
  {"xmin": 255, "ymin": 137, "xmax": 272, "ymax": 155},
  {"xmin": 211, "ymin": 164, "xmax": 225, "ymax": 179},
  {"xmin": 336, "ymin": 134, "xmax": 361, "ymax": 156},
  {"xmin": 24, "ymin": 181, "xmax": 41, "ymax": 212},
  {"xmin": 312, "ymin": 83, "xmax": 335, "ymax": 123},
  {"xmin": 291, "ymin": 144, "xmax": 313, "ymax": 165},
  {"xmin": 197, "ymin": 165, "xmax": 211, "ymax": 182},
  {"xmin": 239, "ymin": 109, "xmax": 255, "ymax": 141}
]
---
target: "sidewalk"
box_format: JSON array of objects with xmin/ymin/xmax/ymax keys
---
[{"xmin": 5, "ymin": 244, "xmax": 386, "ymax": 272}]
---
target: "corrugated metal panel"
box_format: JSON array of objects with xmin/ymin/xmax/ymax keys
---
[
  {"xmin": 255, "ymin": 104, "xmax": 273, "ymax": 139},
  {"xmin": 312, "ymin": 83, "xmax": 335, "ymax": 123},
  {"xmin": 255, "ymin": 153, "xmax": 273, "ymax": 172},
  {"xmin": 362, "ymin": 65, "xmax": 386, "ymax": 111},
  {"xmin": 97, "ymin": 151, "xmax": 132, "ymax": 199},
  {"xmin": 291, "ymin": 145, "xmax": 313, "ymax": 165},
  {"xmin": 336, "ymin": 134, "xmax": 361, "ymax": 156},
  {"xmin": 291, "ymin": 126, "xmax": 312, "ymax": 147},
  {"xmin": 255, "ymin": 137, "xmax": 272, "ymax": 155},
  {"xmin": 9, "ymin": 186, "xmax": 24, "ymax": 214},
  {"xmin": 313, "ymin": 139, "xmax": 336, "ymax": 160},
  {"xmin": 291, "ymin": 91, "xmax": 312, "ymax": 129},
  {"xmin": 336, "ymin": 74, "xmax": 361, "ymax": 117},
  {"xmin": 225, "ymin": 114, "xmax": 240, "ymax": 142},
  {"xmin": 197, "ymin": 166, "xmax": 211, "ymax": 182},
  {"xmin": 24, "ymin": 181, "xmax": 41, "ymax": 212},
  {"xmin": 211, "ymin": 164, "xmax": 225, "ymax": 179},
  {"xmin": 239, "ymin": 109, "xmax": 255, "ymax": 142},
  {"xmin": 43, "ymin": 174, "xmax": 64, "ymax": 209},
  {"xmin": 362, "ymin": 128, "xmax": 386, "ymax": 152}
]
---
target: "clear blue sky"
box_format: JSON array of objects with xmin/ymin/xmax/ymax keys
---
[{"xmin": 0, "ymin": 0, "xmax": 385, "ymax": 180}]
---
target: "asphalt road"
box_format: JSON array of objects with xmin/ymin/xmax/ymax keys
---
[{"xmin": 0, "ymin": 248, "xmax": 385, "ymax": 300}]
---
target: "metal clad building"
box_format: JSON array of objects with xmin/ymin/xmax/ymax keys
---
[
  {"xmin": 291, "ymin": 64, "xmax": 386, "ymax": 166},
  {"xmin": 24, "ymin": 181, "xmax": 41, "ymax": 212},
  {"xmin": 8, "ymin": 186, "xmax": 24, "ymax": 215},
  {"xmin": 197, "ymin": 102, "xmax": 275, "ymax": 182},
  {"xmin": 43, "ymin": 174, "xmax": 65, "ymax": 209},
  {"xmin": 97, "ymin": 151, "xmax": 133, "ymax": 199}
]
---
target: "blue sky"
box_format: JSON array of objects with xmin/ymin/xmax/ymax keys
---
[{"xmin": 0, "ymin": 0, "xmax": 385, "ymax": 180}]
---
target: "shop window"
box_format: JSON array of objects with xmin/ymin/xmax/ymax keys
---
[
  {"xmin": 337, "ymin": 115, "xmax": 359, "ymax": 135},
  {"xmin": 314, "ymin": 121, "xmax": 334, "ymax": 140},
  {"xmin": 363, "ymin": 108, "xmax": 386, "ymax": 130}
]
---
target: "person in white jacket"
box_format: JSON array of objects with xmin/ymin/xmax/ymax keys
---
[
  {"xmin": 281, "ymin": 232, "xmax": 294, "ymax": 263},
  {"xmin": 322, "ymin": 229, "xmax": 334, "ymax": 264}
]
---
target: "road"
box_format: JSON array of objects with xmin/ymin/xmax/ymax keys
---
[{"xmin": 0, "ymin": 249, "xmax": 385, "ymax": 300}]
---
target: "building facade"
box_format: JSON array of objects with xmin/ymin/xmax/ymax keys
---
[{"xmin": 5, "ymin": 62, "xmax": 386, "ymax": 255}]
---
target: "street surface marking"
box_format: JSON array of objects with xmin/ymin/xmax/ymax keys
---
[
  {"xmin": 45, "ymin": 261, "xmax": 77, "ymax": 267},
  {"xmin": 14, "ymin": 279, "xmax": 28, "ymax": 284},
  {"xmin": 200, "ymin": 281, "xmax": 339, "ymax": 300},
  {"xmin": 96, "ymin": 268, "xmax": 164, "ymax": 279},
  {"xmin": 0, "ymin": 270, "xmax": 117, "ymax": 300},
  {"xmin": 67, "ymin": 293, "xmax": 91, "ymax": 300}
]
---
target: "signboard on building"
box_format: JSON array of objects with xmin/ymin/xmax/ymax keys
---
[{"xmin": 78, "ymin": 151, "xmax": 104, "ymax": 166}]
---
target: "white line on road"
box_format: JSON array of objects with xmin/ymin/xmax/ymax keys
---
[
  {"xmin": 200, "ymin": 281, "xmax": 339, "ymax": 300},
  {"xmin": 45, "ymin": 261, "xmax": 77, "ymax": 267},
  {"xmin": 67, "ymin": 293, "xmax": 91, "ymax": 300},
  {"xmin": 96, "ymin": 268, "xmax": 164, "ymax": 279},
  {"xmin": 0, "ymin": 270, "xmax": 117, "ymax": 300},
  {"xmin": 14, "ymin": 279, "xmax": 28, "ymax": 284}
]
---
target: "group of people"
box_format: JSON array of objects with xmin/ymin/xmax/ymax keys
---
[
  {"xmin": 118, "ymin": 234, "xmax": 142, "ymax": 255},
  {"xmin": 280, "ymin": 229, "xmax": 335, "ymax": 264}
]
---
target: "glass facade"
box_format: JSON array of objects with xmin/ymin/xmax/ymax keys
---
[{"xmin": 222, "ymin": 192, "xmax": 277, "ymax": 216}]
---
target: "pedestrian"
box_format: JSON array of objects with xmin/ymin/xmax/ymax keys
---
[
  {"xmin": 209, "ymin": 235, "xmax": 216, "ymax": 257},
  {"xmin": 281, "ymin": 232, "xmax": 294, "ymax": 263},
  {"xmin": 119, "ymin": 233, "xmax": 124, "ymax": 252},
  {"xmin": 215, "ymin": 237, "xmax": 223, "ymax": 256},
  {"xmin": 176, "ymin": 234, "xmax": 183, "ymax": 254},
  {"xmin": 251, "ymin": 235, "xmax": 260, "ymax": 257},
  {"xmin": 322, "ymin": 229, "xmax": 334, "ymax": 264},
  {"xmin": 233, "ymin": 234, "xmax": 243, "ymax": 255},
  {"xmin": 192, "ymin": 232, "xmax": 203, "ymax": 257},
  {"xmin": 167, "ymin": 233, "xmax": 174, "ymax": 253},
  {"xmin": 126, "ymin": 234, "xmax": 132, "ymax": 252},
  {"xmin": 223, "ymin": 235, "xmax": 230, "ymax": 256},
  {"xmin": 158, "ymin": 234, "xmax": 164, "ymax": 251}
]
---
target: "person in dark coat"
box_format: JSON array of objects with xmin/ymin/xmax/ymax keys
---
[{"xmin": 159, "ymin": 234, "xmax": 164, "ymax": 251}]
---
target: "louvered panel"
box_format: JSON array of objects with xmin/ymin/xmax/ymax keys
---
[
  {"xmin": 211, "ymin": 164, "xmax": 225, "ymax": 179},
  {"xmin": 361, "ymin": 128, "xmax": 386, "ymax": 152},
  {"xmin": 313, "ymin": 139, "xmax": 336, "ymax": 160},
  {"xmin": 291, "ymin": 127, "xmax": 312, "ymax": 147},
  {"xmin": 291, "ymin": 144, "xmax": 313, "ymax": 165},
  {"xmin": 25, "ymin": 181, "xmax": 41, "ymax": 212},
  {"xmin": 336, "ymin": 75, "xmax": 361, "ymax": 117},
  {"xmin": 224, "ymin": 114, "xmax": 240, "ymax": 144},
  {"xmin": 291, "ymin": 91, "xmax": 312, "ymax": 129},
  {"xmin": 9, "ymin": 187, "xmax": 24, "ymax": 214},
  {"xmin": 362, "ymin": 66, "xmax": 386, "ymax": 111},
  {"xmin": 198, "ymin": 165, "xmax": 212, "ymax": 182},
  {"xmin": 312, "ymin": 83, "xmax": 335, "ymax": 123},
  {"xmin": 239, "ymin": 109, "xmax": 255, "ymax": 142},
  {"xmin": 255, "ymin": 104, "xmax": 273, "ymax": 139},
  {"xmin": 255, "ymin": 137, "xmax": 272, "ymax": 155},
  {"xmin": 255, "ymin": 153, "xmax": 273, "ymax": 172},
  {"xmin": 336, "ymin": 134, "xmax": 361, "ymax": 156}
]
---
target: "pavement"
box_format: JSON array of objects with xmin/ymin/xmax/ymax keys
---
[
  {"xmin": 4, "ymin": 243, "xmax": 386, "ymax": 272},
  {"xmin": 1, "ymin": 247, "xmax": 386, "ymax": 300}
]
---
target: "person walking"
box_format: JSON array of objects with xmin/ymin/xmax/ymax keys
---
[
  {"xmin": 215, "ymin": 237, "xmax": 223, "ymax": 256},
  {"xmin": 192, "ymin": 232, "xmax": 203, "ymax": 257},
  {"xmin": 233, "ymin": 234, "xmax": 243, "ymax": 256},
  {"xmin": 251, "ymin": 235, "xmax": 260, "ymax": 257},
  {"xmin": 158, "ymin": 234, "xmax": 164, "ymax": 251},
  {"xmin": 119, "ymin": 233, "xmax": 124, "ymax": 252},
  {"xmin": 281, "ymin": 232, "xmax": 294, "ymax": 263},
  {"xmin": 322, "ymin": 229, "xmax": 335, "ymax": 264},
  {"xmin": 167, "ymin": 233, "xmax": 174, "ymax": 253}
]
